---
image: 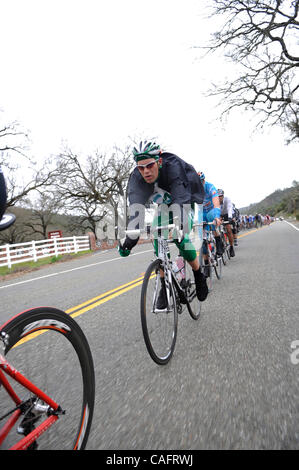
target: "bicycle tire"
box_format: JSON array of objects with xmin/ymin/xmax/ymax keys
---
[
  {"xmin": 140, "ymin": 259, "xmax": 178, "ymax": 365},
  {"xmin": 0, "ymin": 213, "xmax": 16, "ymax": 231},
  {"xmin": 220, "ymin": 233, "xmax": 228, "ymax": 265},
  {"xmin": 0, "ymin": 307, "xmax": 95, "ymax": 450},
  {"xmin": 216, "ymin": 257, "xmax": 222, "ymax": 279},
  {"xmin": 183, "ymin": 261, "xmax": 201, "ymax": 320}
]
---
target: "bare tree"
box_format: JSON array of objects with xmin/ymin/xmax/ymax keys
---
[
  {"xmin": 23, "ymin": 192, "xmax": 65, "ymax": 239},
  {"xmin": 53, "ymin": 146, "xmax": 134, "ymax": 237},
  {"xmin": 0, "ymin": 215, "xmax": 29, "ymax": 244},
  {"xmin": 0, "ymin": 117, "xmax": 30, "ymax": 163},
  {"xmin": 202, "ymin": 0, "xmax": 299, "ymax": 142},
  {"xmin": 0, "ymin": 113, "xmax": 61, "ymax": 209},
  {"xmin": 5, "ymin": 165, "xmax": 61, "ymax": 209}
]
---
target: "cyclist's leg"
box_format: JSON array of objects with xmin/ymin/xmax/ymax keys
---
[
  {"xmin": 201, "ymin": 212, "xmax": 210, "ymax": 265},
  {"xmin": 205, "ymin": 209, "xmax": 223, "ymax": 256},
  {"xmin": 232, "ymin": 220, "xmax": 238, "ymax": 246},
  {"xmin": 223, "ymin": 215, "xmax": 235, "ymax": 257}
]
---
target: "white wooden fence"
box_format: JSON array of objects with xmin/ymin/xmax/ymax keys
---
[{"xmin": 0, "ymin": 236, "xmax": 90, "ymax": 269}]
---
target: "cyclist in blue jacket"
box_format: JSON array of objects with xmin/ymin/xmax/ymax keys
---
[{"xmin": 198, "ymin": 172, "xmax": 223, "ymax": 256}]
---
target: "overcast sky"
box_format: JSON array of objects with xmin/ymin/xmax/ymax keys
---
[{"xmin": 1, "ymin": 0, "xmax": 298, "ymax": 208}]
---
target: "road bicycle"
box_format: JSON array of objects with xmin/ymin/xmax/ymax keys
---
[
  {"xmin": 126, "ymin": 220, "xmax": 201, "ymax": 365},
  {"xmin": 218, "ymin": 221, "xmax": 232, "ymax": 264},
  {"xmin": 200, "ymin": 222, "xmax": 223, "ymax": 292},
  {"xmin": 0, "ymin": 214, "xmax": 95, "ymax": 450}
]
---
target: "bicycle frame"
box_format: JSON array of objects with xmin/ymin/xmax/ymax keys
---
[
  {"xmin": 202, "ymin": 222, "xmax": 217, "ymax": 261},
  {"xmin": 0, "ymin": 342, "xmax": 61, "ymax": 450},
  {"xmin": 156, "ymin": 233, "xmax": 178, "ymax": 309},
  {"xmin": 219, "ymin": 222, "xmax": 231, "ymax": 247},
  {"xmin": 126, "ymin": 223, "xmax": 189, "ymax": 309}
]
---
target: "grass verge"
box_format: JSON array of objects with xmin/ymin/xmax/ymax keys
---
[{"xmin": 0, "ymin": 250, "xmax": 92, "ymax": 278}]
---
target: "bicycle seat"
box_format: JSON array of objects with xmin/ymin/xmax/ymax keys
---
[{"xmin": 0, "ymin": 213, "xmax": 16, "ymax": 231}]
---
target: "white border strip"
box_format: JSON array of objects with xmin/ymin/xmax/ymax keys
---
[
  {"xmin": 0, "ymin": 249, "xmax": 152, "ymax": 290},
  {"xmin": 283, "ymin": 220, "xmax": 299, "ymax": 232}
]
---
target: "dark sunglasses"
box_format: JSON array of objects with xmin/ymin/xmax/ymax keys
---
[{"xmin": 136, "ymin": 161, "xmax": 157, "ymax": 172}]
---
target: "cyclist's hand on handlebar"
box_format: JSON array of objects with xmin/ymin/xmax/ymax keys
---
[
  {"xmin": 173, "ymin": 227, "xmax": 184, "ymax": 243},
  {"xmin": 214, "ymin": 217, "xmax": 221, "ymax": 227}
]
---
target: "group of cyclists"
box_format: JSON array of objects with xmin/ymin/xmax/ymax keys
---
[
  {"xmin": 239, "ymin": 213, "xmax": 273, "ymax": 229},
  {"xmin": 0, "ymin": 141, "xmax": 254, "ymax": 309},
  {"xmin": 118, "ymin": 141, "xmax": 244, "ymax": 306}
]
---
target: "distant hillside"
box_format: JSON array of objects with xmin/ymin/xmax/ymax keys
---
[
  {"xmin": 241, "ymin": 182, "xmax": 299, "ymax": 219},
  {"xmin": 9, "ymin": 206, "xmax": 84, "ymax": 236},
  {"xmin": 0, "ymin": 205, "xmax": 89, "ymax": 244}
]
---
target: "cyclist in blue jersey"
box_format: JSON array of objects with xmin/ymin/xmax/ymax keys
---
[{"xmin": 197, "ymin": 172, "xmax": 223, "ymax": 257}]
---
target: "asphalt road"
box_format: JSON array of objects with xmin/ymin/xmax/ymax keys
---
[{"xmin": 1, "ymin": 220, "xmax": 299, "ymax": 450}]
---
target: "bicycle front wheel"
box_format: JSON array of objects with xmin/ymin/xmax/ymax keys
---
[
  {"xmin": 0, "ymin": 307, "xmax": 95, "ymax": 450},
  {"xmin": 141, "ymin": 259, "xmax": 178, "ymax": 365}
]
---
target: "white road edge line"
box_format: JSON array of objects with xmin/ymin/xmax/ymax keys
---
[
  {"xmin": 283, "ymin": 220, "xmax": 299, "ymax": 232},
  {"xmin": 0, "ymin": 249, "xmax": 153, "ymax": 290}
]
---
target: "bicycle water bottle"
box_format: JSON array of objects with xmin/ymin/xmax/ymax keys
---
[{"xmin": 174, "ymin": 256, "xmax": 185, "ymax": 282}]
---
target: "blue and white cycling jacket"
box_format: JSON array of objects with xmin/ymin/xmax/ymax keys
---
[
  {"xmin": 202, "ymin": 181, "xmax": 221, "ymax": 220},
  {"xmin": 203, "ymin": 182, "xmax": 218, "ymax": 213}
]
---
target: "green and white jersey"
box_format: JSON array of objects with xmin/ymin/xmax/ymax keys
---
[{"xmin": 149, "ymin": 183, "xmax": 172, "ymax": 206}]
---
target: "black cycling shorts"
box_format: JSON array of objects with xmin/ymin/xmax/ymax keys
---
[{"xmin": 222, "ymin": 214, "xmax": 235, "ymax": 228}]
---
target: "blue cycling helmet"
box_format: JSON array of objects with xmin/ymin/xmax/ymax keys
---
[{"xmin": 198, "ymin": 171, "xmax": 205, "ymax": 181}]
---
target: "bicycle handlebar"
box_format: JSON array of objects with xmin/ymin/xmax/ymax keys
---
[
  {"xmin": 125, "ymin": 224, "xmax": 176, "ymax": 237},
  {"xmin": 0, "ymin": 213, "xmax": 16, "ymax": 232},
  {"xmin": 124, "ymin": 220, "xmax": 230, "ymax": 236}
]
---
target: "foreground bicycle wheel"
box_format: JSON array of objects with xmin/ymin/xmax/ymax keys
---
[
  {"xmin": 141, "ymin": 259, "xmax": 178, "ymax": 365},
  {"xmin": 0, "ymin": 307, "xmax": 95, "ymax": 450}
]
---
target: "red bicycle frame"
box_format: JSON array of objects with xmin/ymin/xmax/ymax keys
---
[{"xmin": 0, "ymin": 353, "xmax": 60, "ymax": 450}]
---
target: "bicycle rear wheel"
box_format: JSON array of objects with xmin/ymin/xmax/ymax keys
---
[
  {"xmin": 0, "ymin": 307, "xmax": 95, "ymax": 450},
  {"xmin": 224, "ymin": 234, "xmax": 231, "ymax": 260},
  {"xmin": 141, "ymin": 259, "xmax": 178, "ymax": 365},
  {"xmin": 199, "ymin": 245, "xmax": 213, "ymax": 292},
  {"xmin": 220, "ymin": 233, "xmax": 228, "ymax": 265},
  {"xmin": 214, "ymin": 255, "xmax": 223, "ymax": 280},
  {"xmin": 183, "ymin": 261, "xmax": 201, "ymax": 320}
]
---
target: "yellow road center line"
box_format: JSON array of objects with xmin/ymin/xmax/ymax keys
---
[
  {"xmin": 13, "ymin": 274, "xmax": 154, "ymax": 347},
  {"xmin": 11, "ymin": 229, "xmax": 264, "ymax": 348},
  {"xmin": 13, "ymin": 229, "xmax": 264, "ymax": 347},
  {"xmin": 66, "ymin": 275, "xmax": 145, "ymax": 313}
]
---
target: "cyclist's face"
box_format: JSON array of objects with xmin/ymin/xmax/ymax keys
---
[{"xmin": 137, "ymin": 158, "xmax": 160, "ymax": 183}]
